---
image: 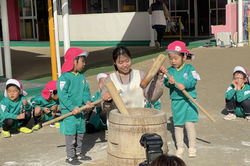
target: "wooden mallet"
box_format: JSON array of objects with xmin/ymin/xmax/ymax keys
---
[
  {"xmin": 140, "ymin": 54, "xmax": 167, "ymax": 89},
  {"xmin": 106, "ymin": 81, "xmax": 129, "ymax": 115},
  {"xmin": 163, "ymin": 71, "xmax": 216, "ymax": 122},
  {"xmin": 41, "ymin": 99, "xmax": 103, "ymax": 127}
]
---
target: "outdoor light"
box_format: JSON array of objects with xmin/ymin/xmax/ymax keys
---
[{"xmin": 139, "ymin": 133, "xmax": 163, "ymax": 166}]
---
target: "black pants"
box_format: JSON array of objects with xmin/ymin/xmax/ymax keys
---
[
  {"xmin": 2, "ymin": 111, "xmax": 31, "ymax": 131},
  {"xmin": 155, "ymin": 28, "xmax": 165, "ymax": 47},
  {"xmin": 226, "ymin": 98, "xmax": 250, "ymax": 116}
]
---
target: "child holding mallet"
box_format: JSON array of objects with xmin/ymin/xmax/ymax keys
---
[
  {"xmin": 57, "ymin": 47, "xmax": 93, "ymax": 165},
  {"xmin": 160, "ymin": 41, "xmax": 200, "ymax": 158}
]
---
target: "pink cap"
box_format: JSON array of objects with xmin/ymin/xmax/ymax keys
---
[
  {"xmin": 61, "ymin": 47, "xmax": 89, "ymax": 73},
  {"xmin": 167, "ymin": 41, "xmax": 190, "ymax": 54},
  {"xmin": 41, "ymin": 80, "xmax": 57, "ymax": 100},
  {"xmin": 4, "ymin": 79, "xmax": 27, "ymax": 97}
]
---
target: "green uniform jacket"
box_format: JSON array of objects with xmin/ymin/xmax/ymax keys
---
[
  {"xmin": 146, "ymin": 100, "xmax": 161, "ymax": 110},
  {"xmin": 225, "ymin": 84, "xmax": 250, "ymax": 116},
  {"xmin": 87, "ymin": 91, "xmax": 107, "ymax": 130},
  {"xmin": 30, "ymin": 94, "xmax": 59, "ymax": 121},
  {"xmin": 57, "ymin": 72, "xmax": 91, "ymax": 135},
  {"xmin": 0, "ymin": 95, "xmax": 32, "ymax": 127},
  {"xmin": 164, "ymin": 64, "xmax": 197, "ymax": 99},
  {"xmin": 164, "ymin": 64, "xmax": 198, "ymax": 126}
]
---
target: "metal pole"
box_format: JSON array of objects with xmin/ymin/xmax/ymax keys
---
[
  {"xmin": 194, "ymin": 0, "xmax": 198, "ymax": 37},
  {"xmin": 1, "ymin": 0, "xmax": 12, "ymax": 78},
  {"xmin": 48, "ymin": 0, "xmax": 58, "ymax": 80},
  {"xmin": 53, "ymin": 0, "xmax": 62, "ymax": 77},
  {"xmin": 149, "ymin": 0, "xmax": 155, "ymax": 47},
  {"xmin": 61, "ymin": 0, "xmax": 70, "ymax": 54},
  {"xmin": 238, "ymin": 0, "xmax": 244, "ymax": 47}
]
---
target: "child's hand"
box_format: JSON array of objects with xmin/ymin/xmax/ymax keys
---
[
  {"xmin": 50, "ymin": 105, "xmax": 57, "ymax": 112},
  {"xmin": 176, "ymin": 83, "xmax": 185, "ymax": 91},
  {"xmin": 158, "ymin": 66, "xmax": 167, "ymax": 76},
  {"xmin": 17, "ymin": 113, "xmax": 25, "ymax": 120},
  {"xmin": 102, "ymin": 92, "xmax": 112, "ymax": 101},
  {"xmin": 22, "ymin": 99, "xmax": 28, "ymax": 107},
  {"xmin": 72, "ymin": 107, "xmax": 80, "ymax": 115},
  {"xmin": 86, "ymin": 101, "xmax": 93, "ymax": 109},
  {"xmin": 168, "ymin": 76, "xmax": 175, "ymax": 84},
  {"xmin": 44, "ymin": 107, "xmax": 51, "ymax": 114},
  {"xmin": 232, "ymin": 80, "xmax": 238, "ymax": 90}
]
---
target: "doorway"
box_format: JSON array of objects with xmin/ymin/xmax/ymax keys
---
[{"xmin": 19, "ymin": 0, "xmax": 38, "ymax": 40}]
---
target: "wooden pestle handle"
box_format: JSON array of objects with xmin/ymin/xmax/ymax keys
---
[
  {"xmin": 106, "ymin": 81, "xmax": 129, "ymax": 115},
  {"xmin": 140, "ymin": 54, "xmax": 167, "ymax": 89},
  {"xmin": 164, "ymin": 72, "xmax": 216, "ymax": 123},
  {"xmin": 42, "ymin": 99, "xmax": 103, "ymax": 127}
]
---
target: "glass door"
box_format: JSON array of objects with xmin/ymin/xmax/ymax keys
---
[
  {"xmin": 164, "ymin": 0, "xmax": 191, "ymax": 36},
  {"xmin": 209, "ymin": 0, "xmax": 226, "ymax": 35},
  {"xmin": 19, "ymin": 0, "xmax": 38, "ymax": 40}
]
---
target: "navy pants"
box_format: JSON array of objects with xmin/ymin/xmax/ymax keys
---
[{"xmin": 226, "ymin": 98, "xmax": 250, "ymax": 116}]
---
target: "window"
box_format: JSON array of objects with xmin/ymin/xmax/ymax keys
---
[
  {"xmin": 103, "ymin": 0, "xmax": 118, "ymax": 13},
  {"xmin": 120, "ymin": 0, "xmax": 136, "ymax": 12}
]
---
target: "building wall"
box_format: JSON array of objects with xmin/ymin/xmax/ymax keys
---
[
  {"xmin": 58, "ymin": 12, "xmax": 151, "ymax": 41},
  {"xmin": 7, "ymin": 0, "xmax": 20, "ymax": 40}
]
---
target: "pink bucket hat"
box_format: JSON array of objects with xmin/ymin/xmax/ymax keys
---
[
  {"xmin": 41, "ymin": 80, "xmax": 57, "ymax": 100},
  {"xmin": 4, "ymin": 79, "xmax": 27, "ymax": 97},
  {"xmin": 233, "ymin": 66, "xmax": 249, "ymax": 83},
  {"xmin": 61, "ymin": 47, "xmax": 89, "ymax": 73},
  {"xmin": 167, "ymin": 41, "xmax": 190, "ymax": 54},
  {"xmin": 167, "ymin": 41, "xmax": 194, "ymax": 60}
]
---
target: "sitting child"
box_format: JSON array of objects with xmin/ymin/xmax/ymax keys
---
[
  {"xmin": 31, "ymin": 80, "xmax": 60, "ymax": 130},
  {"xmin": 0, "ymin": 79, "xmax": 33, "ymax": 138},
  {"xmin": 224, "ymin": 66, "xmax": 250, "ymax": 121},
  {"xmin": 86, "ymin": 73, "xmax": 108, "ymax": 133}
]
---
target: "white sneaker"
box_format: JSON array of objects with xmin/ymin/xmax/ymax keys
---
[
  {"xmin": 188, "ymin": 148, "xmax": 197, "ymax": 158},
  {"xmin": 245, "ymin": 116, "xmax": 250, "ymax": 122},
  {"xmin": 176, "ymin": 148, "xmax": 184, "ymax": 158},
  {"xmin": 224, "ymin": 113, "xmax": 236, "ymax": 120}
]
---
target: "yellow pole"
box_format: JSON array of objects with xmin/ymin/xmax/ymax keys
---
[{"xmin": 48, "ymin": 0, "xmax": 58, "ymax": 80}]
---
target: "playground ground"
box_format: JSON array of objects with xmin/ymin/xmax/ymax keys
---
[{"xmin": 0, "ymin": 45, "xmax": 250, "ymax": 166}]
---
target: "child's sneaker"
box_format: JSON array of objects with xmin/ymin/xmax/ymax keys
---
[
  {"xmin": 176, "ymin": 148, "xmax": 184, "ymax": 158},
  {"xmin": 245, "ymin": 116, "xmax": 250, "ymax": 122},
  {"xmin": 1, "ymin": 130, "xmax": 10, "ymax": 138},
  {"xmin": 32, "ymin": 124, "xmax": 41, "ymax": 131},
  {"xmin": 65, "ymin": 157, "xmax": 82, "ymax": 165},
  {"xmin": 18, "ymin": 127, "xmax": 32, "ymax": 134},
  {"xmin": 188, "ymin": 148, "xmax": 197, "ymax": 158},
  {"xmin": 224, "ymin": 113, "xmax": 236, "ymax": 120},
  {"xmin": 54, "ymin": 122, "xmax": 60, "ymax": 128},
  {"xmin": 76, "ymin": 153, "xmax": 92, "ymax": 161}
]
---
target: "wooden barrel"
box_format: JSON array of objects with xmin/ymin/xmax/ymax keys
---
[{"xmin": 107, "ymin": 108, "xmax": 168, "ymax": 166}]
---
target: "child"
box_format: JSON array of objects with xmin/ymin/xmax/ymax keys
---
[
  {"xmin": 145, "ymin": 99, "xmax": 161, "ymax": 110},
  {"xmin": 31, "ymin": 80, "xmax": 60, "ymax": 130},
  {"xmin": 224, "ymin": 66, "xmax": 250, "ymax": 121},
  {"xmin": 0, "ymin": 79, "xmax": 33, "ymax": 138},
  {"xmin": 86, "ymin": 73, "xmax": 108, "ymax": 133},
  {"xmin": 160, "ymin": 41, "xmax": 199, "ymax": 158},
  {"xmin": 57, "ymin": 47, "xmax": 93, "ymax": 165}
]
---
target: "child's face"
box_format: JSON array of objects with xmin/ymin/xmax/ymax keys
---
[
  {"xmin": 51, "ymin": 93, "xmax": 58, "ymax": 101},
  {"xmin": 98, "ymin": 78, "xmax": 105, "ymax": 90},
  {"xmin": 233, "ymin": 73, "xmax": 247, "ymax": 85},
  {"xmin": 7, "ymin": 86, "xmax": 20, "ymax": 101},
  {"xmin": 168, "ymin": 53, "xmax": 186, "ymax": 69},
  {"xmin": 114, "ymin": 54, "xmax": 131, "ymax": 74},
  {"xmin": 74, "ymin": 57, "xmax": 86, "ymax": 72}
]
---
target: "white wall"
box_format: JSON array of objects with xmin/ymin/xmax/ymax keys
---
[{"xmin": 58, "ymin": 12, "xmax": 152, "ymax": 41}]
